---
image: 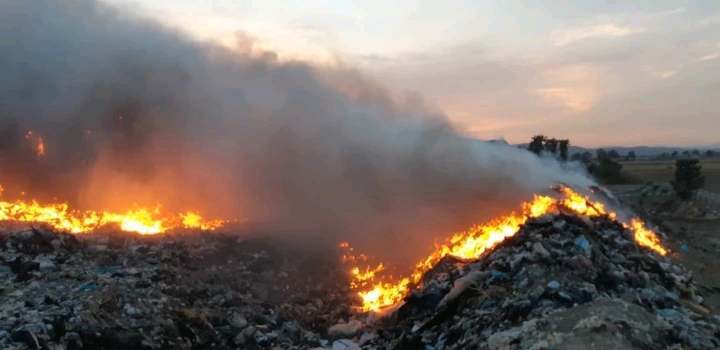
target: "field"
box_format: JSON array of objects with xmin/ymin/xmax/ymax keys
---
[{"xmin": 618, "ymin": 159, "xmax": 720, "ymax": 193}]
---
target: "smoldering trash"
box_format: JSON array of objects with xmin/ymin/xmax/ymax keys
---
[{"xmin": 1, "ymin": 189, "xmax": 720, "ymax": 349}]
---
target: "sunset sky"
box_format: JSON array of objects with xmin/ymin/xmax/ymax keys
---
[{"xmin": 102, "ymin": 0, "xmax": 720, "ymax": 147}]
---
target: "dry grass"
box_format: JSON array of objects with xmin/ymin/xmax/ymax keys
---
[{"xmin": 618, "ymin": 159, "xmax": 720, "ymax": 193}]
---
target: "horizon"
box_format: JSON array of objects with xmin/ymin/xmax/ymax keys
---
[{"xmin": 102, "ymin": 0, "xmax": 720, "ymax": 147}]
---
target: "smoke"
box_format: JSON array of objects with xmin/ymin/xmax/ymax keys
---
[{"xmin": 0, "ymin": 0, "xmax": 593, "ymax": 262}]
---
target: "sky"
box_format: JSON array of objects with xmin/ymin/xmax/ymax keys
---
[{"xmin": 102, "ymin": 0, "xmax": 720, "ymax": 147}]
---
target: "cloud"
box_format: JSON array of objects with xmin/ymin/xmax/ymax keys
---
[
  {"xmin": 653, "ymin": 70, "xmax": 677, "ymax": 79},
  {"xmin": 536, "ymin": 88, "xmax": 595, "ymax": 112},
  {"xmin": 699, "ymin": 52, "xmax": 720, "ymax": 61},
  {"xmin": 552, "ymin": 24, "xmax": 645, "ymax": 47},
  {"xmin": 535, "ymin": 65, "xmax": 601, "ymax": 112}
]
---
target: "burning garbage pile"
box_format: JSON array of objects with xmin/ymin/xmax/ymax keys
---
[
  {"xmin": 0, "ymin": 185, "xmax": 226, "ymax": 235},
  {"xmin": 342, "ymin": 187, "xmax": 667, "ymax": 313},
  {"xmin": 0, "ymin": 185, "xmax": 718, "ymax": 349},
  {"xmin": 335, "ymin": 187, "xmax": 720, "ymax": 349},
  {"xmin": 0, "ymin": 185, "xmax": 718, "ymax": 350}
]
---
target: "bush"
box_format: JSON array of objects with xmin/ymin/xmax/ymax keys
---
[
  {"xmin": 594, "ymin": 157, "xmax": 623, "ymax": 184},
  {"xmin": 672, "ymin": 159, "xmax": 704, "ymax": 201}
]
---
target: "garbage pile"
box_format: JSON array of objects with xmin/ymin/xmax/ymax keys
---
[
  {"xmin": 357, "ymin": 214, "xmax": 720, "ymax": 349},
  {"xmin": 0, "ymin": 227, "xmax": 352, "ymax": 350},
  {"xmin": 2, "ymin": 212, "xmax": 719, "ymax": 350}
]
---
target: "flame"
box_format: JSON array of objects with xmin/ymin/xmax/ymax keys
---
[
  {"xmin": 25, "ymin": 130, "xmax": 46, "ymax": 157},
  {"xmin": 627, "ymin": 218, "xmax": 668, "ymax": 256},
  {"xmin": 181, "ymin": 211, "xmax": 225, "ymax": 231},
  {"xmin": 0, "ymin": 185, "xmax": 225, "ymax": 235},
  {"xmin": 344, "ymin": 187, "xmax": 668, "ymax": 312}
]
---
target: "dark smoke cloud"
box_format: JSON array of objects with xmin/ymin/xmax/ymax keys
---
[{"xmin": 0, "ymin": 0, "xmax": 592, "ymax": 262}]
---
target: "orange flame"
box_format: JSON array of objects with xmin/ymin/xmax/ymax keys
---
[
  {"xmin": 344, "ymin": 187, "xmax": 667, "ymax": 312},
  {"xmin": 626, "ymin": 218, "xmax": 668, "ymax": 256},
  {"xmin": 25, "ymin": 130, "xmax": 46, "ymax": 157},
  {"xmin": 0, "ymin": 186, "xmax": 226, "ymax": 235}
]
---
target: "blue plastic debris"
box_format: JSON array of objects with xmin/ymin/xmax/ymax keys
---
[
  {"xmin": 574, "ymin": 235, "xmax": 591, "ymax": 255},
  {"xmin": 547, "ymin": 280, "xmax": 561, "ymax": 290}
]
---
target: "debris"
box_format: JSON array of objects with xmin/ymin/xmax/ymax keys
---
[
  {"xmin": 327, "ymin": 320, "xmax": 363, "ymax": 339},
  {"xmin": 332, "ymin": 339, "xmax": 360, "ymax": 350},
  {"xmin": 0, "ymin": 229, "xmax": 350, "ymax": 349},
  {"xmin": 2, "ymin": 212, "xmax": 718, "ymax": 349}
]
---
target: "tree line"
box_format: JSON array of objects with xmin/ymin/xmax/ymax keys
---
[{"xmin": 525, "ymin": 135, "xmax": 707, "ymax": 200}]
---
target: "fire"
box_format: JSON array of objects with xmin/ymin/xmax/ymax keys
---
[
  {"xmin": 0, "ymin": 186, "xmax": 225, "ymax": 235},
  {"xmin": 627, "ymin": 218, "xmax": 668, "ymax": 256},
  {"xmin": 344, "ymin": 186, "xmax": 668, "ymax": 312},
  {"xmin": 25, "ymin": 130, "xmax": 46, "ymax": 157},
  {"xmin": 181, "ymin": 211, "xmax": 225, "ymax": 231}
]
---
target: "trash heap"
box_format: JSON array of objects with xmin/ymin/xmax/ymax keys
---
[
  {"xmin": 2, "ymin": 212, "xmax": 719, "ymax": 350},
  {"xmin": 0, "ymin": 227, "xmax": 352, "ymax": 350},
  {"xmin": 356, "ymin": 214, "xmax": 720, "ymax": 349}
]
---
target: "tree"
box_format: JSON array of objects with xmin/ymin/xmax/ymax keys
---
[
  {"xmin": 706, "ymin": 150, "xmax": 716, "ymax": 158},
  {"xmin": 671, "ymin": 151, "xmax": 678, "ymax": 158},
  {"xmin": 544, "ymin": 138, "xmax": 558, "ymax": 155},
  {"xmin": 596, "ymin": 148, "xmax": 608, "ymax": 160},
  {"xmin": 672, "ymin": 159, "xmax": 705, "ymax": 201},
  {"xmin": 626, "ymin": 151, "xmax": 636, "ymax": 161},
  {"xmin": 528, "ymin": 135, "xmax": 545, "ymax": 155},
  {"xmin": 558, "ymin": 139, "xmax": 569, "ymax": 161},
  {"xmin": 692, "ymin": 149, "xmax": 701, "ymax": 156},
  {"xmin": 595, "ymin": 157, "xmax": 623, "ymax": 183},
  {"xmin": 608, "ymin": 149, "xmax": 621, "ymax": 159}
]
